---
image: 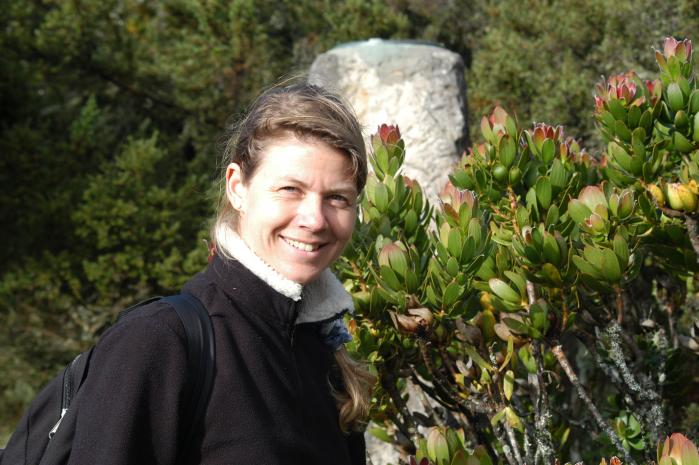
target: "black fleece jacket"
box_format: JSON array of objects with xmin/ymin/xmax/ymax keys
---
[{"xmin": 65, "ymin": 255, "xmax": 365, "ymax": 464}]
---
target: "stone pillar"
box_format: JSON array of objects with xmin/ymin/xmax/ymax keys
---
[
  {"xmin": 310, "ymin": 40, "xmax": 469, "ymax": 464},
  {"xmin": 309, "ymin": 38, "xmax": 469, "ymax": 201}
]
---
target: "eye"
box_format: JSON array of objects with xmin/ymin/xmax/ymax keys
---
[
  {"xmin": 279, "ymin": 186, "xmax": 300, "ymax": 194},
  {"xmin": 327, "ymin": 193, "xmax": 353, "ymax": 207}
]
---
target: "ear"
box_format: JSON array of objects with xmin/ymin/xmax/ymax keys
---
[{"xmin": 225, "ymin": 163, "xmax": 247, "ymax": 212}]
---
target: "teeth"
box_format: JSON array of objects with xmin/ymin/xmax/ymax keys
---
[{"xmin": 284, "ymin": 238, "xmax": 320, "ymax": 252}]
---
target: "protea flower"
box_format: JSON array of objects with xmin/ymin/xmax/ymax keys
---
[
  {"xmin": 439, "ymin": 180, "xmax": 476, "ymax": 212},
  {"xmin": 481, "ymin": 106, "xmax": 515, "ymax": 143},
  {"xmin": 377, "ymin": 123, "xmax": 401, "ymax": 145},
  {"xmin": 664, "ymin": 183, "xmax": 698, "ymax": 212},
  {"xmin": 663, "ymin": 37, "xmax": 693, "ymax": 62},
  {"xmin": 389, "ymin": 307, "xmax": 434, "ymax": 336},
  {"xmin": 658, "ymin": 433, "xmax": 699, "ymax": 465},
  {"xmin": 594, "ymin": 72, "xmax": 646, "ymax": 113},
  {"xmin": 378, "ymin": 241, "xmax": 409, "ymax": 276},
  {"xmin": 656, "ymin": 37, "xmax": 693, "ymax": 77}
]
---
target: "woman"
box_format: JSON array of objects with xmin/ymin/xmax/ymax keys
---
[{"xmin": 64, "ymin": 83, "xmax": 374, "ymax": 464}]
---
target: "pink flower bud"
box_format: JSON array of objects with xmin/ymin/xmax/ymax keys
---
[
  {"xmin": 377, "ymin": 124, "xmax": 401, "ymax": 145},
  {"xmin": 440, "ymin": 180, "xmax": 476, "ymax": 211},
  {"xmin": 664, "ymin": 37, "xmax": 692, "ymax": 61},
  {"xmin": 594, "ymin": 72, "xmax": 646, "ymax": 112}
]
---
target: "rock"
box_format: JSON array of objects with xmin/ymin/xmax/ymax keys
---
[{"xmin": 309, "ymin": 38, "xmax": 469, "ymax": 202}]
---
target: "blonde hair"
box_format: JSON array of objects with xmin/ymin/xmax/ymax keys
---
[
  {"xmin": 334, "ymin": 347, "xmax": 376, "ymax": 432},
  {"xmin": 213, "ymin": 82, "xmax": 373, "ymax": 430},
  {"xmin": 214, "ymin": 82, "xmax": 368, "ymax": 234}
]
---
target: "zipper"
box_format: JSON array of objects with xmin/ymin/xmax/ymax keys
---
[
  {"xmin": 49, "ymin": 353, "xmax": 82, "ymax": 440},
  {"xmin": 289, "ymin": 301, "xmax": 299, "ymax": 347}
]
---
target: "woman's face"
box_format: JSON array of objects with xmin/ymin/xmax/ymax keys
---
[{"xmin": 226, "ymin": 135, "xmax": 358, "ymax": 284}]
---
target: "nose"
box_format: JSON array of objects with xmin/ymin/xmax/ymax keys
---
[{"xmin": 296, "ymin": 195, "xmax": 327, "ymax": 231}]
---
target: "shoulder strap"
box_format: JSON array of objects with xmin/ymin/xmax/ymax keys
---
[{"xmin": 162, "ymin": 293, "xmax": 215, "ymax": 451}]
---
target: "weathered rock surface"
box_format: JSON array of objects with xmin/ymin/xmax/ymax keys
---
[
  {"xmin": 309, "ymin": 38, "xmax": 469, "ymax": 202},
  {"xmin": 310, "ymin": 39, "xmax": 469, "ymax": 464}
]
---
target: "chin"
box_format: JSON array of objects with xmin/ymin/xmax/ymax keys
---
[{"xmin": 281, "ymin": 266, "xmax": 325, "ymax": 285}]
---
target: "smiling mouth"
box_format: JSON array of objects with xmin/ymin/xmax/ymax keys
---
[{"xmin": 282, "ymin": 237, "xmax": 324, "ymax": 252}]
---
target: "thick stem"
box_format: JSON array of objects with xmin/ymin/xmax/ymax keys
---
[
  {"xmin": 526, "ymin": 280, "xmax": 537, "ymax": 306},
  {"xmin": 531, "ymin": 342, "xmax": 555, "ymax": 465},
  {"xmin": 684, "ymin": 214, "xmax": 699, "ymax": 264},
  {"xmin": 508, "ymin": 188, "xmax": 521, "ymax": 236},
  {"xmin": 418, "ymin": 342, "xmax": 461, "ymax": 409},
  {"xmin": 410, "ymin": 368, "xmax": 499, "ymax": 461},
  {"xmin": 504, "ymin": 421, "xmax": 525, "ymax": 465},
  {"xmin": 602, "ymin": 322, "xmax": 666, "ymax": 448},
  {"xmin": 614, "ymin": 286, "xmax": 624, "ymax": 324},
  {"xmin": 494, "ymin": 424, "xmax": 519, "ymax": 465},
  {"xmin": 551, "ymin": 345, "xmax": 637, "ymax": 465},
  {"xmin": 381, "ymin": 371, "xmax": 420, "ymax": 451}
]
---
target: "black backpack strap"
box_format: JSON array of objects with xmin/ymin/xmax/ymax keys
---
[{"xmin": 162, "ymin": 293, "xmax": 215, "ymax": 450}]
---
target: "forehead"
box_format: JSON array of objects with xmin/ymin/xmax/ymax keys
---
[{"xmin": 251, "ymin": 135, "xmax": 357, "ymax": 188}]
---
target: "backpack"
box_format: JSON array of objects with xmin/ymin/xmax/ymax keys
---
[{"xmin": 0, "ymin": 293, "xmax": 215, "ymax": 465}]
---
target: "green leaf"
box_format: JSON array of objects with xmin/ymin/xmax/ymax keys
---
[
  {"xmin": 481, "ymin": 116, "xmax": 495, "ymax": 143},
  {"xmin": 545, "ymin": 204, "xmax": 560, "ymax": 227},
  {"xmin": 542, "ymin": 233, "xmax": 561, "ymax": 265},
  {"xmin": 467, "ymin": 218, "xmax": 483, "ymax": 247},
  {"xmin": 639, "ymin": 109, "xmax": 653, "ymax": 132},
  {"xmin": 427, "ymin": 429, "xmax": 450, "ymax": 465},
  {"xmin": 374, "ymin": 145, "xmax": 390, "ymax": 175},
  {"xmin": 627, "ymin": 104, "xmax": 642, "ymax": 129},
  {"xmin": 615, "ymin": 120, "xmax": 632, "ymax": 143},
  {"xmin": 446, "ymin": 256, "xmax": 460, "ymax": 277},
  {"xmin": 571, "ymin": 255, "xmax": 603, "ymax": 279},
  {"xmin": 450, "ymin": 450, "xmax": 470, "ymax": 465},
  {"xmin": 518, "ymin": 346, "xmax": 537, "ymax": 373},
  {"xmin": 503, "ymin": 271, "xmax": 526, "ymax": 297},
  {"xmin": 668, "ymin": 82, "xmax": 685, "ymax": 111},
  {"xmin": 374, "ymin": 183, "xmax": 389, "ymax": 212},
  {"xmin": 380, "ymin": 266, "xmax": 402, "ymax": 290},
  {"xmin": 567, "ymin": 199, "xmax": 592, "ymax": 224},
  {"xmin": 535, "ymin": 177, "xmax": 552, "ymax": 210},
  {"xmin": 404, "ymin": 209, "xmax": 418, "ymax": 235},
  {"xmin": 613, "ymin": 233, "xmax": 629, "ymax": 267},
  {"xmin": 516, "ymin": 206, "xmax": 529, "ymax": 229},
  {"xmin": 491, "ymin": 407, "xmax": 507, "ymax": 426},
  {"xmin": 504, "ymin": 370, "xmax": 514, "ymax": 400},
  {"xmin": 631, "ymin": 127, "xmax": 646, "ymax": 159},
  {"xmin": 426, "ymin": 285, "xmax": 439, "ymax": 307},
  {"xmin": 601, "ymin": 248, "xmax": 622, "ymax": 282},
  {"xmin": 503, "ymin": 317, "xmax": 528, "ymax": 334},
  {"xmin": 443, "ymin": 281, "xmax": 463, "ymax": 307},
  {"xmin": 550, "ymin": 159, "xmax": 567, "ymax": 188},
  {"xmin": 674, "ymin": 131, "xmax": 694, "ymax": 153},
  {"xmin": 689, "ymin": 89, "xmax": 699, "ymax": 113},
  {"xmin": 499, "ymin": 135, "xmax": 516, "ymax": 168},
  {"xmin": 489, "ymin": 278, "xmax": 521, "ymax": 303},
  {"xmin": 540, "ymin": 263, "xmax": 563, "ymax": 286},
  {"xmin": 607, "ymin": 98, "xmax": 627, "ymax": 121},
  {"xmin": 608, "ymin": 141, "xmax": 635, "ymax": 173},
  {"xmin": 448, "ymin": 228, "xmax": 463, "ymax": 259},
  {"xmin": 368, "ymin": 427, "xmax": 393, "ymax": 443},
  {"xmin": 464, "ymin": 344, "xmax": 493, "ymax": 372},
  {"xmin": 541, "ymin": 139, "xmax": 555, "ymax": 164},
  {"xmin": 505, "ymin": 407, "xmax": 524, "ymax": 432},
  {"xmin": 530, "ymin": 301, "xmax": 548, "ymax": 333}
]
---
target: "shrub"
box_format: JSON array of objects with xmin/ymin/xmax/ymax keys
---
[{"xmin": 339, "ymin": 37, "xmax": 699, "ymax": 465}]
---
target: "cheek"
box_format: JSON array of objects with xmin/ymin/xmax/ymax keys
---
[{"xmin": 332, "ymin": 209, "xmax": 357, "ymax": 242}]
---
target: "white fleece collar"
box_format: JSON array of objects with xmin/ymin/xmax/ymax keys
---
[{"xmin": 215, "ymin": 224, "xmax": 354, "ymax": 324}]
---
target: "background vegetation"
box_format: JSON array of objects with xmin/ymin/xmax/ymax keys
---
[{"xmin": 1, "ymin": 0, "xmax": 698, "ymax": 460}]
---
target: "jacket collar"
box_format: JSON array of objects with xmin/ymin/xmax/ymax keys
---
[{"xmin": 214, "ymin": 225, "xmax": 354, "ymax": 325}]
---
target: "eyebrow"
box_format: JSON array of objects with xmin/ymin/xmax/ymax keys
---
[{"xmin": 276, "ymin": 176, "xmax": 358, "ymax": 194}]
